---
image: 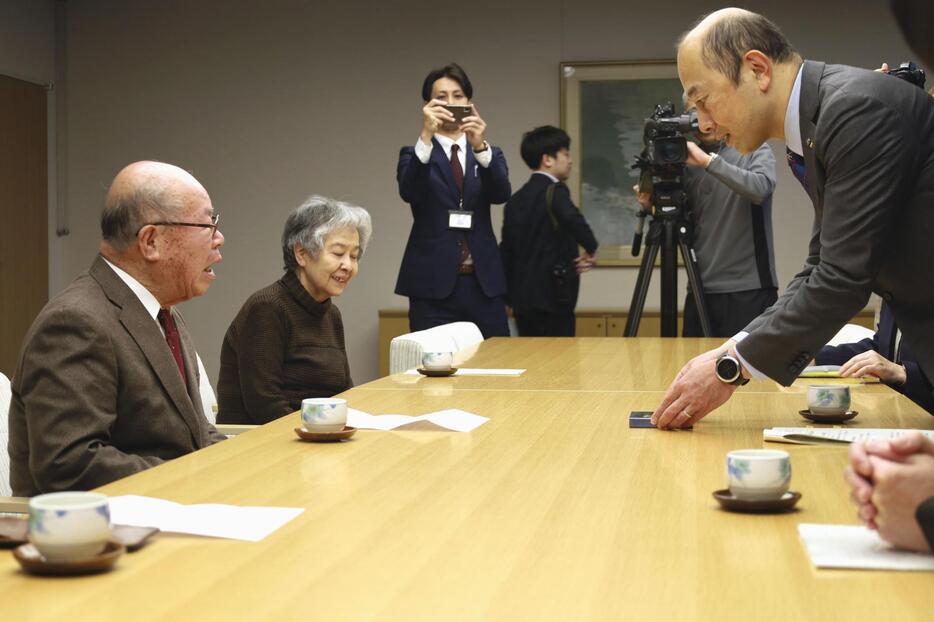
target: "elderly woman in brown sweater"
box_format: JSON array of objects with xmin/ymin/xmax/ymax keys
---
[{"xmin": 217, "ymin": 196, "xmax": 372, "ymax": 424}]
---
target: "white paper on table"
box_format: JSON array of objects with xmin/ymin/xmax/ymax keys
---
[
  {"xmin": 798, "ymin": 524, "xmax": 934, "ymax": 571},
  {"xmin": 763, "ymin": 427, "xmax": 934, "ymax": 445},
  {"xmin": 347, "ymin": 407, "xmax": 488, "ymax": 432},
  {"xmin": 404, "ymin": 368, "xmax": 525, "ymax": 376},
  {"xmin": 109, "ymin": 495, "xmax": 303, "ymax": 542}
]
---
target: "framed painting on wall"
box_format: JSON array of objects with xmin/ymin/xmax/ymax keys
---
[{"xmin": 560, "ymin": 60, "xmax": 685, "ymax": 266}]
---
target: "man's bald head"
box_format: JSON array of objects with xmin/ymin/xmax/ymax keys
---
[
  {"xmin": 678, "ymin": 8, "xmax": 799, "ymax": 85},
  {"xmin": 100, "ymin": 161, "xmax": 207, "ymax": 251}
]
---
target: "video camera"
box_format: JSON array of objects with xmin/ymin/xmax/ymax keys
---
[
  {"xmin": 887, "ymin": 61, "xmax": 926, "ymax": 89},
  {"xmin": 631, "ymin": 103, "xmax": 698, "ymax": 234},
  {"xmin": 639, "ymin": 103, "xmax": 699, "ymax": 167}
]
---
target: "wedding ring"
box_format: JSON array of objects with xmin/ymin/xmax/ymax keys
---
[{"xmin": 680, "ymin": 410, "xmax": 692, "ymax": 420}]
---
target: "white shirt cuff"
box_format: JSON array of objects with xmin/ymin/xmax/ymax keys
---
[
  {"xmin": 732, "ymin": 331, "xmax": 768, "ymax": 379},
  {"xmin": 414, "ymin": 137, "xmax": 432, "ymax": 164},
  {"xmin": 473, "ymin": 144, "xmax": 493, "ymax": 168}
]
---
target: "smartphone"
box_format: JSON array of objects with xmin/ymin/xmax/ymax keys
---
[{"xmin": 442, "ymin": 105, "xmax": 471, "ymax": 124}]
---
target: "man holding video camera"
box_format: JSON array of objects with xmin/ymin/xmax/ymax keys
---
[
  {"xmin": 635, "ymin": 118, "xmax": 778, "ymax": 337},
  {"xmin": 395, "ymin": 63, "xmax": 511, "ymax": 337}
]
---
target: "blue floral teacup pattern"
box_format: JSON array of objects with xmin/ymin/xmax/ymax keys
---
[
  {"xmin": 28, "ymin": 492, "xmax": 112, "ymax": 561},
  {"xmin": 726, "ymin": 450, "xmax": 791, "ymax": 501},
  {"xmin": 806, "ymin": 385, "xmax": 851, "ymax": 415},
  {"xmin": 421, "ymin": 351, "xmax": 454, "ymax": 371},
  {"xmin": 301, "ymin": 397, "xmax": 348, "ymax": 433}
]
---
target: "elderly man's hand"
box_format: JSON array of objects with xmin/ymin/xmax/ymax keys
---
[
  {"xmin": 651, "ymin": 344, "xmax": 737, "ymax": 429},
  {"xmin": 868, "ymin": 450, "xmax": 934, "ymax": 553},
  {"xmin": 839, "ymin": 351, "xmax": 907, "ymax": 385}
]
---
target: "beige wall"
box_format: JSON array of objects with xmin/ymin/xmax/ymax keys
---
[{"xmin": 27, "ymin": 0, "xmax": 922, "ymax": 384}]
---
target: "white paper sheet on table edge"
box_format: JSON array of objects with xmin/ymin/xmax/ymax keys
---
[
  {"xmin": 798, "ymin": 523, "xmax": 934, "ymax": 571},
  {"xmin": 109, "ymin": 495, "xmax": 304, "ymax": 542},
  {"xmin": 404, "ymin": 368, "xmax": 525, "ymax": 376},
  {"xmin": 764, "ymin": 427, "xmax": 934, "ymax": 445},
  {"xmin": 348, "ymin": 407, "xmax": 488, "ymax": 432}
]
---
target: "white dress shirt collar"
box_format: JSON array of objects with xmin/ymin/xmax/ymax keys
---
[
  {"xmin": 101, "ymin": 256, "xmax": 163, "ymax": 322},
  {"xmin": 534, "ymin": 171, "xmax": 559, "ymax": 183},
  {"xmin": 784, "ymin": 64, "xmax": 804, "ymax": 156}
]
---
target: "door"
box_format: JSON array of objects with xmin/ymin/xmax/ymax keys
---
[{"xmin": 0, "ymin": 75, "xmax": 48, "ymax": 376}]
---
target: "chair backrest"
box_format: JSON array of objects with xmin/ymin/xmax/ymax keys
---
[
  {"xmin": 389, "ymin": 322, "xmax": 483, "ymax": 375},
  {"xmin": 826, "ymin": 323, "xmax": 875, "ymax": 347},
  {"xmin": 0, "ymin": 372, "xmax": 12, "ymax": 497},
  {"xmin": 196, "ymin": 354, "xmax": 218, "ymax": 424}
]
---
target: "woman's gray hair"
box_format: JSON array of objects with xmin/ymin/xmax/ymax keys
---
[{"xmin": 281, "ymin": 195, "xmax": 373, "ymax": 271}]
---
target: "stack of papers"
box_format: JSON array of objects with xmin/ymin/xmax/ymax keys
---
[
  {"xmin": 798, "ymin": 524, "xmax": 934, "ymax": 571},
  {"xmin": 764, "ymin": 427, "xmax": 934, "ymax": 445},
  {"xmin": 109, "ymin": 496, "xmax": 303, "ymax": 542},
  {"xmin": 347, "ymin": 408, "xmax": 488, "ymax": 432}
]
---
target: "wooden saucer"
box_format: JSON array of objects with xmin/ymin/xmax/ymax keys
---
[
  {"xmin": 798, "ymin": 409, "xmax": 858, "ymax": 423},
  {"xmin": 713, "ymin": 489, "xmax": 802, "ymax": 513},
  {"xmin": 13, "ymin": 541, "xmax": 125, "ymax": 576},
  {"xmin": 294, "ymin": 425, "xmax": 357, "ymax": 442},
  {"xmin": 417, "ymin": 367, "xmax": 457, "ymax": 377},
  {"xmin": 1, "ymin": 519, "xmax": 157, "ymax": 552}
]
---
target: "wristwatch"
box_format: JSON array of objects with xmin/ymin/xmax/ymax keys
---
[
  {"xmin": 716, "ymin": 352, "xmax": 749, "ymax": 386},
  {"xmin": 473, "ymin": 140, "xmax": 490, "ymax": 154}
]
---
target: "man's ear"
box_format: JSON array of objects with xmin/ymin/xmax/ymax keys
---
[
  {"xmin": 745, "ymin": 50, "xmax": 773, "ymax": 91},
  {"xmin": 541, "ymin": 154, "xmax": 555, "ymax": 169},
  {"xmin": 137, "ymin": 225, "xmax": 160, "ymax": 261}
]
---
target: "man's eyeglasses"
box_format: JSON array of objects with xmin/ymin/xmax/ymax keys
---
[{"xmin": 141, "ymin": 213, "xmax": 220, "ymax": 236}]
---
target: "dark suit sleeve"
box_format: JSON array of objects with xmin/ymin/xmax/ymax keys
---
[
  {"xmin": 234, "ymin": 299, "xmax": 295, "ymax": 424},
  {"xmin": 16, "ymin": 308, "xmax": 164, "ymax": 492},
  {"xmin": 478, "ymin": 147, "xmax": 511, "ymax": 204},
  {"xmin": 553, "ymin": 184, "xmax": 598, "ymax": 254},
  {"xmin": 916, "ymin": 497, "xmax": 934, "ymax": 551},
  {"xmin": 739, "ymin": 92, "xmax": 918, "ymax": 384},
  {"xmin": 900, "ymin": 360, "xmax": 934, "ymax": 415},
  {"xmin": 397, "ymin": 146, "xmax": 430, "ymax": 204},
  {"xmin": 500, "ymin": 198, "xmax": 516, "ymax": 305},
  {"xmin": 815, "ymin": 337, "xmax": 877, "ymax": 365}
]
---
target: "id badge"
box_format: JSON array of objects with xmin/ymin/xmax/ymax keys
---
[{"xmin": 448, "ymin": 210, "xmax": 473, "ymax": 230}]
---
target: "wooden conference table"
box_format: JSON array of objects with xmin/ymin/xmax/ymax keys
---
[{"xmin": 2, "ymin": 338, "xmax": 933, "ymax": 621}]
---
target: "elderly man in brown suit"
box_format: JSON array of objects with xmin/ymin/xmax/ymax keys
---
[{"xmin": 9, "ymin": 161, "xmax": 227, "ymax": 495}]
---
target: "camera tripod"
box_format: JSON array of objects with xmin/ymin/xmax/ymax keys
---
[{"xmin": 623, "ymin": 210, "xmax": 712, "ymax": 337}]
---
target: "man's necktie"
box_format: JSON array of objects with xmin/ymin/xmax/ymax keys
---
[
  {"xmin": 786, "ymin": 147, "xmax": 808, "ymax": 191},
  {"xmin": 450, "ymin": 144, "xmax": 471, "ymax": 267},
  {"xmin": 157, "ymin": 308, "xmax": 188, "ymax": 387},
  {"xmin": 450, "ymin": 144, "xmax": 465, "ymax": 196}
]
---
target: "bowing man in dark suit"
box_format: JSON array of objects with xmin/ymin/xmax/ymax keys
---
[
  {"xmin": 9, "ymin": 161, "xmax": 227, "ymax": 495},
  {"xmin": 652, "ymin": 8, "xmax": 934, "ymax": 430},
  {"xmin": 501, "ymin": 126, "xmax": 598, "ymax": 336},
  {"xmin": 396, "ymin": 63, "xmax": 511, "ymax": 338},
  {"xmin": 817, "ymin": 304, "xmax": 934, "ymax": 414}
]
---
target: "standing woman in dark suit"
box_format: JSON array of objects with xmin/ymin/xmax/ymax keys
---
[
  {"xmin": 395, "ymin": 63, "xmax": 511, "ymax": 338},
  {"xmin": 217, "ymin": 196, "xmax": 371, "ymax": 425}
]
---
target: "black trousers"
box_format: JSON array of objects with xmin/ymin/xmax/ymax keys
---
[
  {"xmin": 683, "ymin": 288, "xmax": 778, "ymax": 338},
  {"xmin": 408, "ymin": 274, "xmax": 509, "ymax": 338},
  {"xmin": 515, "ymin": 310, "xmax": 576, "ymax": 337}
]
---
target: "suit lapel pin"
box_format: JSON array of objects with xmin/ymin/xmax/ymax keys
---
[{"xmin": 806, "ymin": 138, "xmax": 815, "ymax": 150}]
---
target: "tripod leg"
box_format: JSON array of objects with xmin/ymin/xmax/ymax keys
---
[
  {"xmin": 659, "ymin": 220, "xmax": 679, "ymax": 337},
  {"xmin": 624, "ymin": 226, "xmax": 661, "ymax": 337},
  {"xmin": 678, "ymin": 234, "xmax": 713, "ymax": 337}
]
